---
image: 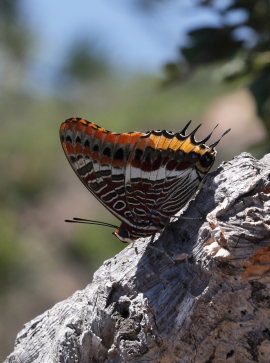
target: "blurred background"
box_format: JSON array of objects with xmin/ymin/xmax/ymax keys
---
[{"xmin": 1, "ymin": 0, "xmax": 269, "ymax": 358}]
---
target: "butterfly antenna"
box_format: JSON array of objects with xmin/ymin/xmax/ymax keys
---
[
  {"xmin": 65, "ymin": 217, "xmax": 118, "ymax": 229},
  {"xmin": 209, "ymin": 128, "xmax": 231, "ymax": 148}
]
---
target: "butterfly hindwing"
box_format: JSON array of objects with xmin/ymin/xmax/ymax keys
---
[{"xmin": 125, "ymin": 130, "xmax": 204, "ymax": 230}]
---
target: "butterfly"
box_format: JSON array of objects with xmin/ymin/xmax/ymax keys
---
[{"xmin": 60, "ymin": 118, "xmax": 230, "ymax": 242}]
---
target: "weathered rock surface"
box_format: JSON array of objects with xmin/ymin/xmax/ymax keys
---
[{"xmin": 5, "ymin": 153, "xmax": 270, "ymax": 363}]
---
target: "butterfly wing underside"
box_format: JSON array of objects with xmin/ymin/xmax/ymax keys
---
[
  {"xmin": 60, "ymin": 118, "xmax": 144, "ymax": 225},
  {"xmin": 60, "ymin": 118, "xmax": 220, "ymax": 240}
]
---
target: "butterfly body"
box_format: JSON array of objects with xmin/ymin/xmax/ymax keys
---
[{"xmin": 60, "ymin": 118, "xmax": 228, "ymax": 242}]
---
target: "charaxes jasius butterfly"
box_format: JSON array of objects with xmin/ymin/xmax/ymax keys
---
[{"xmin": 60, "ymin": 118, "xmax": 229, "ymax": 243}]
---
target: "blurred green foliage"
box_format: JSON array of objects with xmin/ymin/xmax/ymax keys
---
[
  {"xmin": 164, "ymin": 0, "xmax": 270, "ymax": 152},
  {"xmin": 0, "ymin": 211, "xmax": 24, "ymax": 292},
  {"xmin": 66, "ymin": 226, "xmax": 124, "ymax": 268}
]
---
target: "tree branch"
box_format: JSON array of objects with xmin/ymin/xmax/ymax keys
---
[{"xmin": 5, "ymin": 153, "xmax": 270, "ymax": 363}]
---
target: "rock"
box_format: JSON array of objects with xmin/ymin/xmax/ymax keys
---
[{"xmin": 5, "ymin": 153, "xmax": 270, "ymax": 363}]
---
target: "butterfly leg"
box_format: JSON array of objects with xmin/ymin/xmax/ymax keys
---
[
  {"xmin": 149, "ymin": 233, "xmax": 156, "ymax": 244},
  {"xmin": 148, "ymin": 244, "xmax": 175, "ymax": 264},
  {"xmin": 148, "ymin": 233, "xmax": 175, "ymax": 264},
  {"xmin": 172, "ymin": 206, "xmax": 205, "ymax": 222},
  {"xmin": 161, "ymin": 218, "xmax": 178, "ymax": 235}
]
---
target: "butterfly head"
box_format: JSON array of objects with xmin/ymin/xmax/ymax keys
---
[
  {"xmin": 190, "ymin": 126, "xmax": 231, "ymax": 173},
  {"xmin": 113, "ymin": 224, "xmax": 135, "ymax": 243},
  {"xmin": 195, "ymin": 147, "xmax": 217, "ymax": 173}
]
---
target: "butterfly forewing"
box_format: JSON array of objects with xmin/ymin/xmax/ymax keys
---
[{"xmin": 60, "ymin": 118, "xmax": 144, "ymax": 225}]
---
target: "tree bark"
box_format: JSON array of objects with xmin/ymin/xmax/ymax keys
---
[{"xmin": 5, "ymin": 153, "xmax": 270, "ymax": 363}]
